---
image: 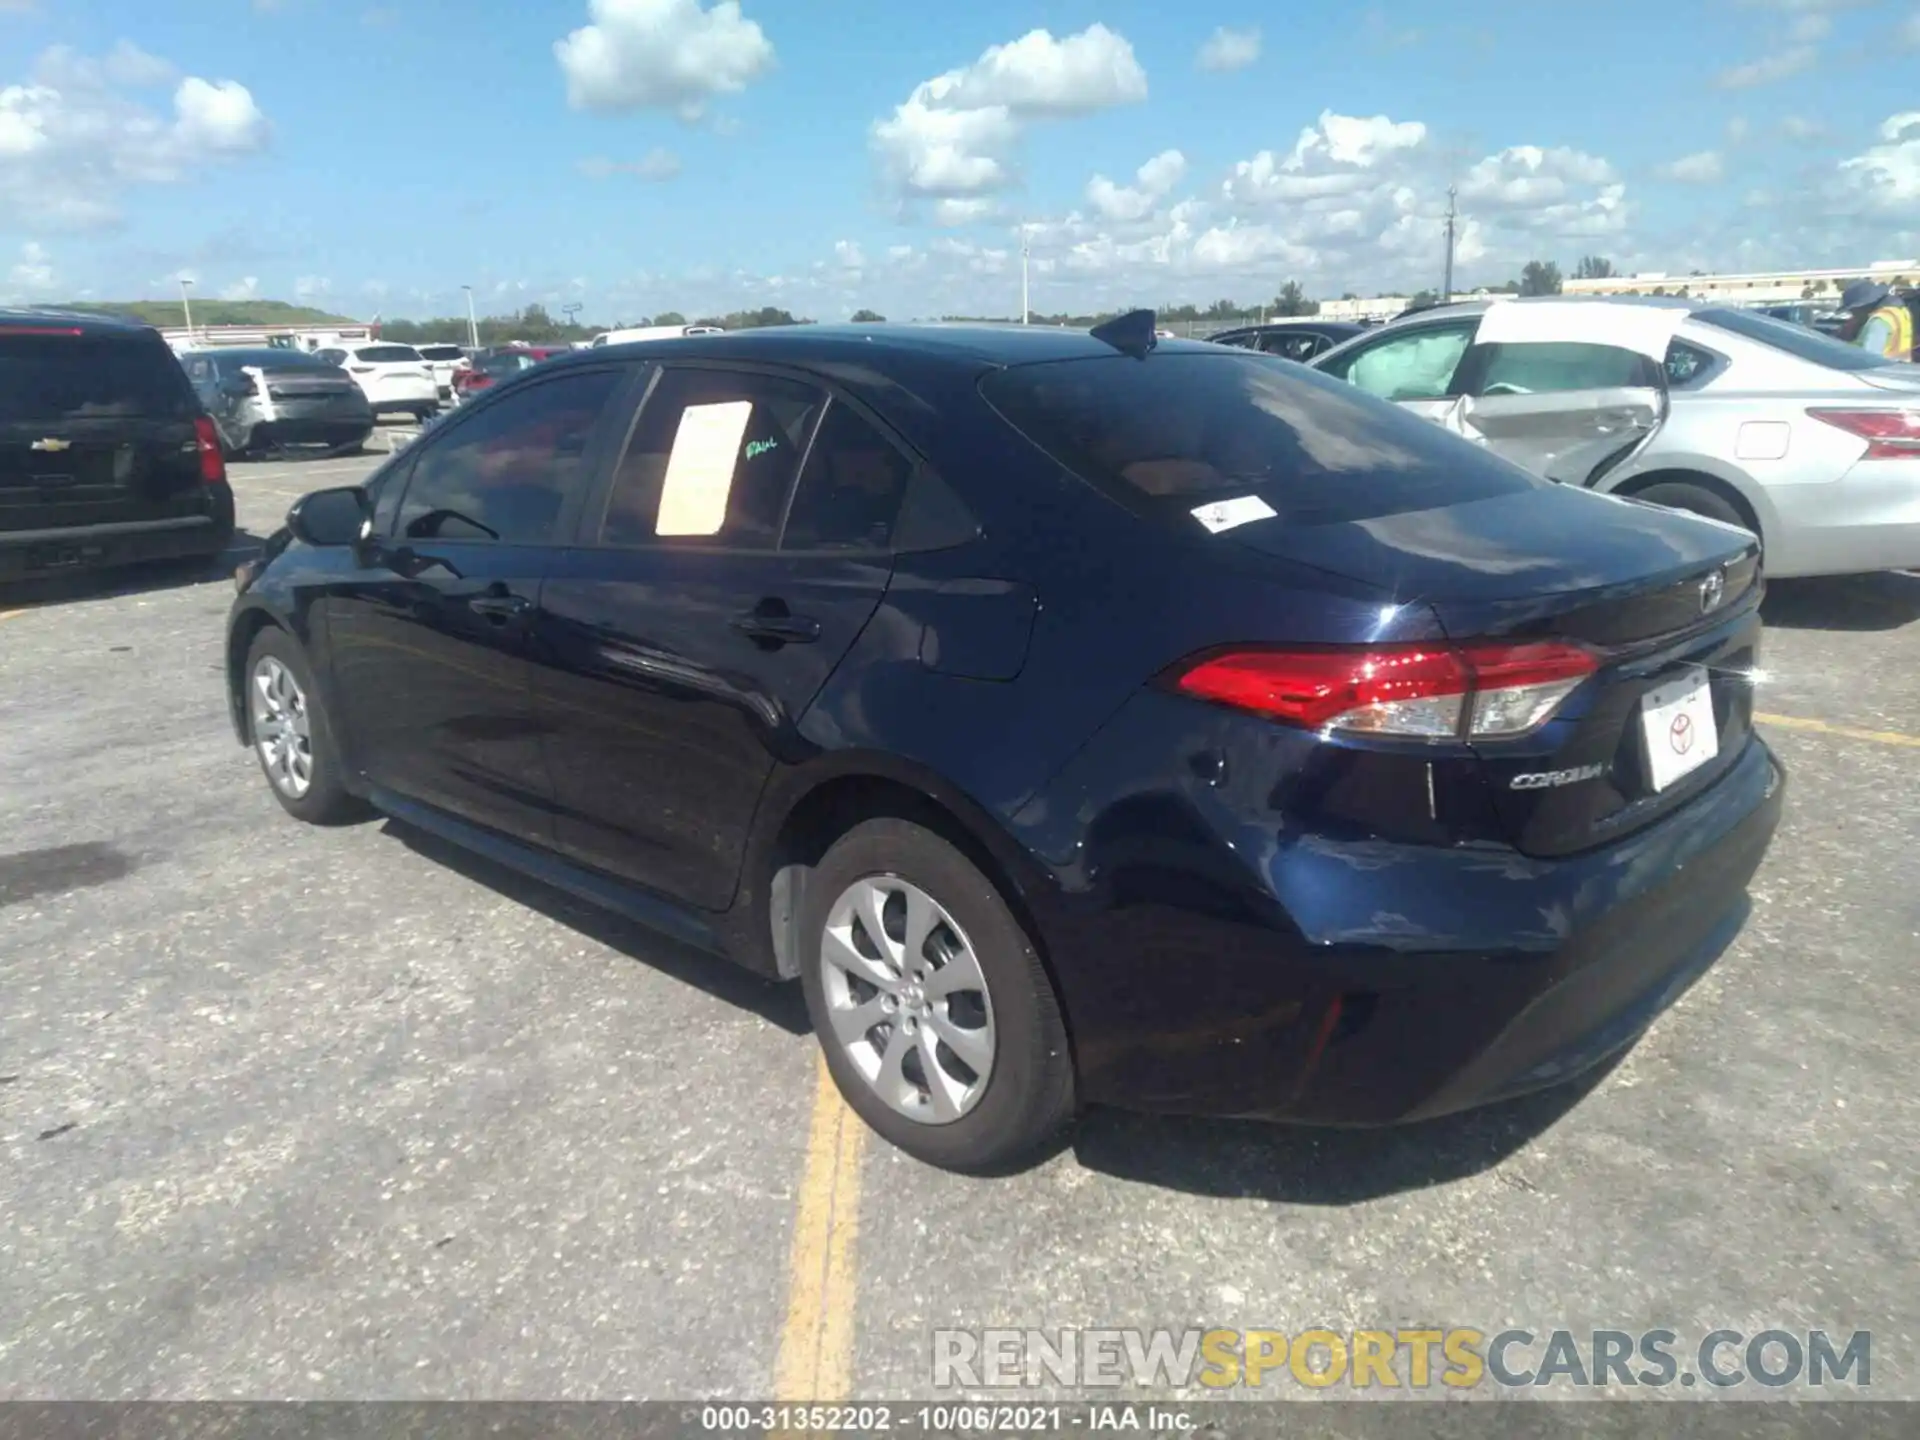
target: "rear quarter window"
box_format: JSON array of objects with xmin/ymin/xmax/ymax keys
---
[{"xmin": 980, "ymin": 351, "xmax": 1539, "ymax": 529}]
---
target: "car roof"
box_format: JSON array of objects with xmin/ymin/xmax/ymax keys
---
[
  {"xmin": 1389, "ymin": 294, "xmax": 1706, "ymax": 324},
  {"xmin": 0, "ymin": 306, "xmax": 159, "ymax": 337},
  {"xmin": 187, "ymin": 347, "xmax": 327, "ymax": 364},
  {"xmin": 565, "ymin": 321, "xmax": 1224, "ymax": 371}
]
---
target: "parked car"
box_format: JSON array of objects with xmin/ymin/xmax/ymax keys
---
[
  {"xmin": 1310, "ymin": 295, "xmax": 1920, "ymax": 578},
  {"xmin": 226, "ymin": 313, "xmax": 1783, "ymax": 1171},
  {"xmin": 1, "ymin": 308, "xmax": 234, "ymax": 584},
  {"xmin": 412, "ymin": 343, "xmax": 470, "ymax": 402},
  {"xmin": 312, "ymin": 342, "xmax": 439, "ymax": 422},
  {"xmin": 451, "ymin": 345, "xmax": 571, "ymax": 402},
  {"xmin": 588, "ymin": 324, "xmax": 724, "ymax": 346},
  {"xmin": 1207, "ymin": 319, "xmax": 1367, "ymax": 362},
  {"xmin": 180, "ymin": 346, "xmax": 374, "ymax": 458}
]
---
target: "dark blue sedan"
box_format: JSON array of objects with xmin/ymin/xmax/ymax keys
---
[{"xmin": 224, "ymin": 312, "xmax": 1783, "ymax": 1171}]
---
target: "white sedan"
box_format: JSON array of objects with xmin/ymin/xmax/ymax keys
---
[{"xmin": 314, "ymin": 342, "xmax": 440, "ymax": 422}]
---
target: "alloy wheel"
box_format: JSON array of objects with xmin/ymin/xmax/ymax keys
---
[
  {"xmin": 250, "ymin": 655, "xmax": 313, "ymax": 799},
  {"xmin": 819, "ymin": 875, "xmax": 996, "ymax": 1124}
]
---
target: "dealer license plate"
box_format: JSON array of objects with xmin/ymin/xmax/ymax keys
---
[{"xmin": 1640, "ymin": 667, "xmax": 1718, "ymax": 792}]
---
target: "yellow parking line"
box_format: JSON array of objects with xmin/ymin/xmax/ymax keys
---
[
  {"xmin": 773, "ymin": 1051, "xmax": 865, "ymax": 1403},
  {"xmin": 1755, "ymin": 712, "xmax": 1920, "ymax": 750}
]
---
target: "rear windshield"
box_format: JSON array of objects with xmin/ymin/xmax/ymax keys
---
[
  {"xmin": 0, "ymin": 332, "xmax": 196, "ymax": 424},
  {"xmin": 479, "ymin": 353, "xmax": 534, "ymax": 376},
  {"xmin": 356, "ymin": 345, "xmax": 422, "ymax": 363},
  {"xmin": 218, "ymin": 348, "xmax": 333, "ymax": 369},
  {"xmin": 416, "ymin": 345, "xmax": 464, "ymax": 360},
  {"xmin": 1694, "ymin": 307, "xmax": 1897, "ymax": 371},
  {"xmin": 980, "ymin": 351, "xmax": 1538, "ymax": 528}
]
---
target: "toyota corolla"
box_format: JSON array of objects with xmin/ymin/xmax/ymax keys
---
[{"xmin": 224, "ymin": 313, "xmax": 1784, "ymax": 1172}]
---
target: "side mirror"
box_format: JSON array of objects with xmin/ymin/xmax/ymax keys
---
[{"xmin": 287, "ymin": 486, "xmax": 370, "ymax": 548}]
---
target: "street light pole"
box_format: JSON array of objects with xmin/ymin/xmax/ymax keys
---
[
  {"xmin": 1020, "ymin": 225, "xmax": 1030, "ymax": 325},
  {"xmin": 179, "ymin": 278, "xmax": 195, "ymax": 338},
  {"xmin": 462, "ymin": 285, "xmax": 479, "ymax": 350},
  {"xmin": 1442, "ymin": 185, "xmax": 1458, "ymax": 303}
]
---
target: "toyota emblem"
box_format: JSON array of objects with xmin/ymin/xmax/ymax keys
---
[{"xmin": 1699, "ymin": 568, "xmax": 1726, "ymax": 614}]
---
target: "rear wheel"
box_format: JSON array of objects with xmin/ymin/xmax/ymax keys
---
[
  {"xmin": 798, "ymin": 818, "xmax": 1075, "ymax": 1173},
  {"xmin": 244, "ymin": 628, "xmax": 367, "ymax": 825},
  {"xmin": 1630, "ymin": 481, "xmax": 1752, "ymax": 535}
]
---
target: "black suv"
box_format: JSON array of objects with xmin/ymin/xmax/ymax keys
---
[{"xmin": 1, "ymin": 309, "xmax": 236, "ymax": 585}]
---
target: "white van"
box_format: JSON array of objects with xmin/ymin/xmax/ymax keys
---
[{"xmin": 589, "ymin": 324, "xmax": 724, "ymax": 347}]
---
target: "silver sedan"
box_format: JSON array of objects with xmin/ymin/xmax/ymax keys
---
[{"xmin": 1309, "ymin": 296, "xmax": 1920, "ymax": 578}]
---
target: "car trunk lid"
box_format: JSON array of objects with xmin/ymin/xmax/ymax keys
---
[{"xmin": 1224, "ymin": 482, "xmax": 1763, "ymax": 856}]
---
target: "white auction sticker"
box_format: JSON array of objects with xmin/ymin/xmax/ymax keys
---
[
  {"xmin": 1190, "ymin": 495, "xmax": 1277, "ymax": 534},
  {"xmin": 657, "ymin": 400, "xmax": 753, "ymax": 537}
]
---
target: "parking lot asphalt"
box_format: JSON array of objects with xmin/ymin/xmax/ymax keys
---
[{"xmin": 3, "ymin": 436, "xmax": 1917, "ymax": 1401}]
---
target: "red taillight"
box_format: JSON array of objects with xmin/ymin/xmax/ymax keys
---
[
  {"xmin": 192, "ymin": 415, "xmax": 226, "ymax": 484},
  {"xmin": 1807, "ymin": 408, "xmax": 1920, "ymax": 459},
  {"xmin": 1171, "ymin": 641, "xmax": 1597, "ymax": 741}
]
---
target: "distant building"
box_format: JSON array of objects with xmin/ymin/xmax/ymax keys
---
[
  {"xmin": 160, "ymin": 322, "xmax": 378, "ymax": 353},
  {"xmin": 1563, "ymin": 259, "xmax": 1918, "ymax": 304}
]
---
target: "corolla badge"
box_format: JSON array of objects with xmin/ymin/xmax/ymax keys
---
[
  {"xmin": 30, "ymin": 437, "xmax": 72, "ymax": 452},
  {"xmin": 1699, "ymin": 567, "xmax": 1727, "ymax": 614},
  {"xmin": 1511, "ymin": 763, "xmax": 1607, "ymax": 790}
]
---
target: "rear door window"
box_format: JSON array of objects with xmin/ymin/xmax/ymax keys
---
[
  {"xmin": 981, "ymin": 351, "xmax": 1537, "ymax": 529},
  {"xmin": 598, "ymin": 367, "xmax": 827, "ymax": 548},
  {"xmin": 1473, "ymin": 342, "xmax": 1660, "ymax": 395},
  {"xmin": 0, "ymin": 332, "xmax": 197, "ymax": 423},
  {"xmin": 1318, "ymin": 321, "xmax": 1476, "ymax": 400}
]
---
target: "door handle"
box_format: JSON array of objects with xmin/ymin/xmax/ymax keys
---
[
  {"xmin": 469, "ymin": 593, "xmax": 533, "ymax": 622},
  {"xmin": 731, "ymin": 603, "xmax": 820, "ymax": 646}
]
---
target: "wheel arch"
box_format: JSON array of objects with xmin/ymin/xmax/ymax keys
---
[
  {"xmin": 1598, "ymin": 461, "xmax": 1774, "ymax": 545},
  {"xmin": 226, "ymin": 603, "xmax": 283, "ymax": 745},
  {"xmin": 732, "ymin": 754, "xmax": 1060, "ymax": 996}
]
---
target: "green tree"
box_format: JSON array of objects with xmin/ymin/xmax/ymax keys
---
[
  {"xmin": 1519, "ymin": 260, "xmax": 1563, "ymax": 297},
  {"xmin": 1271, "ymin": 280, "xmax": 1317, "ymax": 317},
  {"xmin": 1573, "ymin": 255, "xmax": 1615, "ymax": 280},
  {"xmin": 650, "ymin": 310, "xmax": 686, "ymax": 326},
  {"xmin": 850, "ymin": 308, "xmax": 885, "ymax": 322}
]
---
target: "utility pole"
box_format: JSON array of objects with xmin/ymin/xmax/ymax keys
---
[
  {"xmin": 461, "ymin": 285, "xmax": 479, "ymax": 350},
  {"xmin": 1442, "ymin": 185, "xmax": 1458, "ymax": 303},
  {"xmin": 178, "ymin": 277, "xmax": 195, "ymax": 338},
  {"xmin": 1020, "ymin": 224, "xmax": 1031, "ymax": 325}
]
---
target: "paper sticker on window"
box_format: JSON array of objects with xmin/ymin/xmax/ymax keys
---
[
  {"xmin": 1191, "ymin": 495, "xmax": 1277, "ymax": 533},
  {"xmin": 656, "ymin": 400, "xmax": 753, "ymax": 536}
]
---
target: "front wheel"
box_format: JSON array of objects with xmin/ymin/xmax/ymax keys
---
[
  {"xmin": 798, "ymin": 818, "xmax": 1075, "ymax": 1173},
  {"xmin": 244, "ymin": 628, "xmax": 368, "ymax": 825}
]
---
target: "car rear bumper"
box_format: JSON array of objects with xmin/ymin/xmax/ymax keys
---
[
  {"xmin": 1761, "ymin": 461, "xmax": 1920, "ymax": 577},
  {"xmin": 0, "ymin": 493, "xmax": 237, "ymax": 583},
  {"xmin": 1023, "ymin": 730, "xmax": 1784, "ymax": 1126}
]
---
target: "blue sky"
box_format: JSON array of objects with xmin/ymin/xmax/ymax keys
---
[{"xmin": 3, "ymin": 0, "xmax": 1918, "ymax": 321}]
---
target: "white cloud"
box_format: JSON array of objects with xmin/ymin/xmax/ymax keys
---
[
  {"xmin": 554, "ymin": 0, "xmax": 775, "ymax": 120},
  {"xmin": 294, "ymin": 275, "xmax": 331, "ymax": 300},
  {"xmin": 1780, "ymin": 114, "xmax": 1824, "ymax": 140},
  {"xmin": 1659, "ymin": 149, "xmax": 1726, "ymax": 183},
  {"xmin": 1086, "ymin": 148, "xmax": 1185, "ymax": 221},
  {"xmin": 0, "ymin": 0, "xmax": 42, "ymax": 14},
  {"xmin": 1725, "ymin": 115, "xmax": 1751, "ymax": 144},
  {"xmin": 221, "ymin": 275, "xmax": 259, "ymax": 300},
  {"xmin": 871, "ymin": 24, "xmax": 1146, "ymax": 213},
  {"xmin": 1195, "ymin": 26, "xmax": 1260, "ymax": 72},
  {"xmin": 1837, "ymin": 111, "xmax": 1920, "ymax": 209},
  {"xmin": 831, "ymin": 239, "xmax": 864, "ymax": 270},
  {"xmin": 930, "ymin": 24, "xmax": 1146, "ymax": 116},
  {"xmin": 1791, "ymin": 12, "xmax": 1832, "ymax": 40},
  {"xmin": 1902, "ymin": 8, "xmax": 1920, "ymax": 45},
  {"xmin": 577, "ymin": 146, "xmax": 681, "ymax": 179},
  {"xmin": 0, "ymin": 45, "xmax": 271, "ymax": 229},
  {"xmin": 1716, "ymin": 45, "xmax": 1817, "ymax": 87},
  {"xmin": 7, "ymin": 240, "xmax": 54, "ymax": 294},
  {"xmin": 932, "ymin": 196, "xmax": 999, "ymax": 226}
]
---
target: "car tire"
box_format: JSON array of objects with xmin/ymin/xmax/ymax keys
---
[
  {"xmin": 1630, "ymin": 482, "xmax": 1752, "ymax": 535},
  {"xmin": 798, "ymin": 817, "xmax": 1075, "ymax": 1173},
  {"xmin": 243, "ymin": 627, "xmax": 367, "ymax": 826}
]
